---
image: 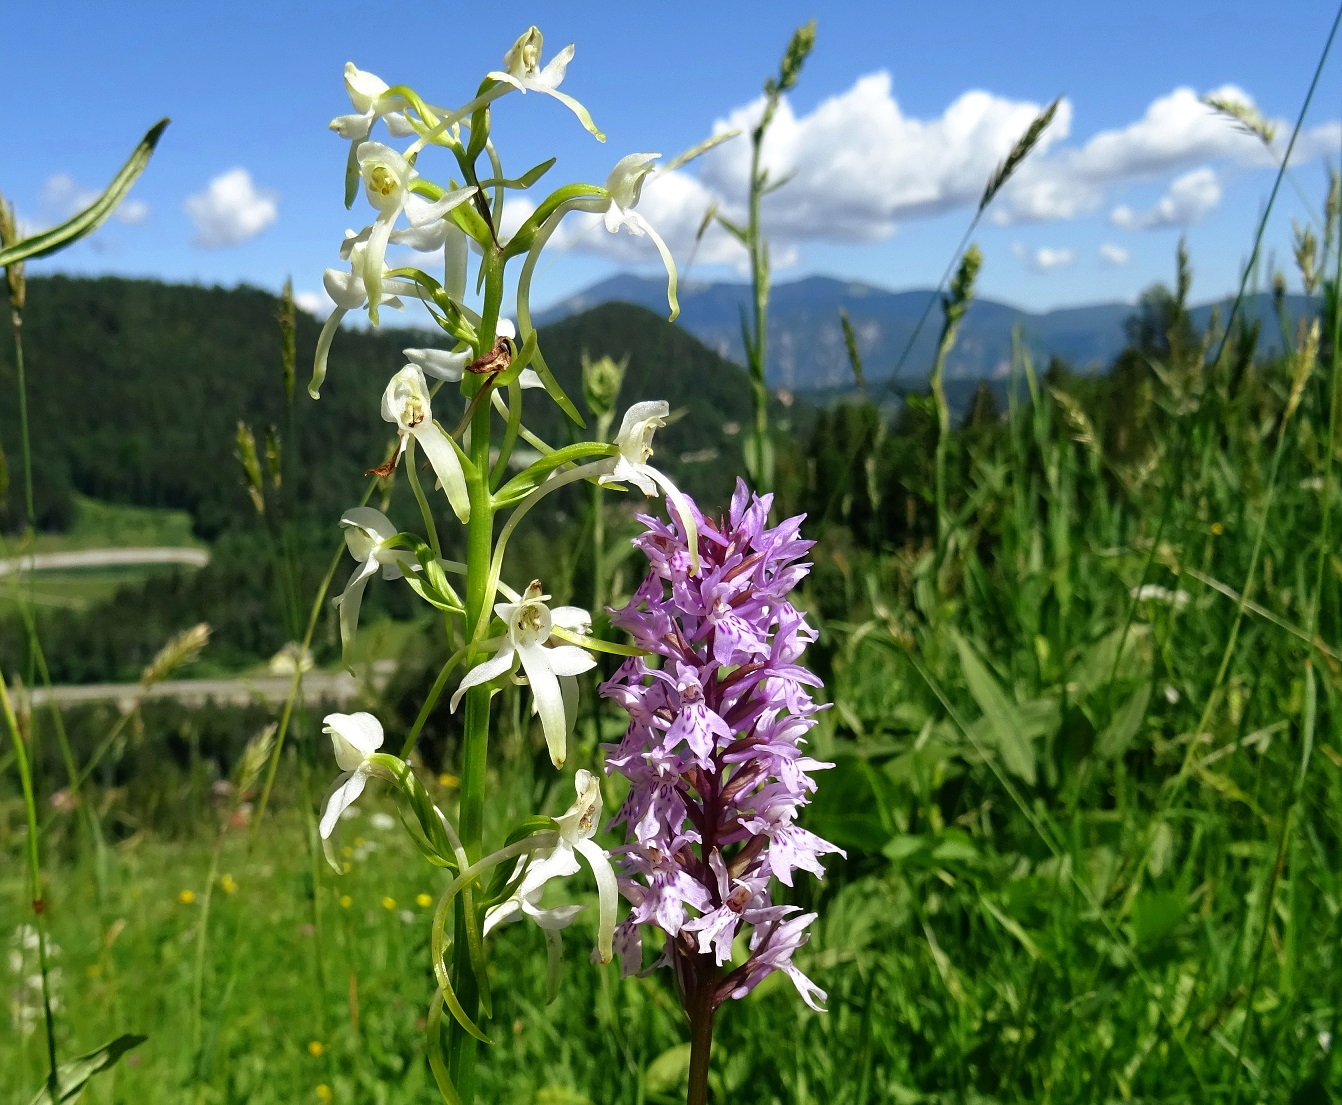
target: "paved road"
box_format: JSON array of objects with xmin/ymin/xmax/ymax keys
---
[
  {"xmin": 0, "ymin": 546, "xmax": 210, "ymax": 577},
  {"xmin": 26, "ymin": 663, "xmax": 395, "ymax": 711}
]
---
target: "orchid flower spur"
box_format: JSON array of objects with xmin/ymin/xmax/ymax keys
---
[
  {"xmin": 319, "ymin": 711, "xmax": 400, "ymax": 867},
  {"xmin": 382, "ymin": 365, "xmax": 472, "ymax": 522},
  {"xmin": 450, "ymin": 581, "xmax": 596, "ymax": 767},
  {"xmin": 488, "ymin": 26, "xmax": 604, "ymax": 141},
  {"xmin": 483, "ymin": 769, "xmax": 618, "ymax": 965},
  {"xmin": 332, "ymin": 507, "xmax": 416, "ymax": 655},
  {"xmin": 596, "ymin": 153, "xmax": 679, "ymax": 318},
  {"xmin": 405, "ymin": 320, "xmax": 543, "ymax": 391},
  {"xmin": 329, "ymin": 63, "xmax": 416, "ymax": 141},
  {"xmin": 599, "ymin": 401, "xmax": 701, "ymax": 573}
]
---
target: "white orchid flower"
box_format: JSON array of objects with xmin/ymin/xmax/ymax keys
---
[
  {"xmin": 483, "ymin": 769, "xmax": 618, "ymax": 964},
  {"xmin": 332, "ymin": 507, "xmax": 416, "ymax": 655},
  {"xmin": 329, "ymin": 63, "xmax": 417, "ymax": 141},
  {"xmin": 450, "ymin": 581, "xmax": 595, "ymax": 767},
  {"xmin": 599, "ymin": 401, "xmax": 701, "ymax": 572},
  {"xmin": 382, "ymin": 365, "xmax": 472, "ymax": 523},
  {"xmin": 595, "ymin": 153, "xmax": 679, "ymax": 319},
  {"xmin": 487, "ymin": 26, "xmax": 604, "ymax": 141},
  {"xmin": 319, "ymin": 712, "xmax": 397, "ymax": 868},
  {"xmin": 404, "ymin": 321, "xmax": 543, "ymax": 391}
]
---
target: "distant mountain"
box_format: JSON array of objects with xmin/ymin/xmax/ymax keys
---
[{"xmin": 538, "ymin": 274, "xmax": 1316, "ymax": 393}]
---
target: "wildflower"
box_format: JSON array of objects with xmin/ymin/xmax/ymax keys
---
[
  {"xmin": 319, "ymin": 712, "xmax": 399, "ymax": 867},
  {"xmin": 1211, "ymin": 522, "xmax": 1224, "ymax": 535},
  {"xmin": 483, "ymin": 769, "xmax": 618, "ymax": 963},
  {"xmin": 416, "ymin": 893, "xmax": 433, "ymax": 908},
  {"xmin": 310, "ymin": 239, "xmax": 407, "ymax": 398},
  {"xmin": 308, "ymin": 1040, "xmax": 325, "ymax": 1058},
  {"xmin": 333, "ymin": 507, "xmax": 415, "ymax": 655},
  {"xmin": 383, "ymin": 365, "xmax": 472, "ymax": 523},
  {"xmin": 598, "ymin": 401, "xmax": 700, "ymax": 573},
  {"xmin": 488, "ymin": 26, "xmax": 604, "ymax": 140},
  {"xmin": 381, "ymin": 896, "xmax": 397, "ymax": 911},
  {"xmin": 404, "ymin": 320, "xmax": 543, "ymax": 390},
  {"xmin": 219, "ymin": 873, "xmax": 238, "ymax": 895},
  {"xmin": 316, "ymin": 1085, "xmax": 334, "ymax": 1104},
  {"xmin": 178, "ymin": 890, "xmax": 196, "ymax": 905},
  {"xmin": 1131, "ymin": 584, "xmax": 1190, "ymax": 611},
  {"xmin": 450, "ymin": 581, "xmax": 596, "ymax": 767},
  {"xmin": 593, "ymin": 154, "xmax": 678, "ymax": 317},
  {"xmin": 601, "ymin": 480, "xmax": 843, "ymax": 1013},
  {"xmin": 329, "ymin": 63, "xmax": 414, "ymax": 141},
  {"xmin": 339, "ymin": 895, "xmax": 353, "ymax": 909},
  {"xmin": 437, "ymin": 772, "xmax": 459, "ymax": 788}
]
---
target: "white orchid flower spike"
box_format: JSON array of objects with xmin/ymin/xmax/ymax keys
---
[
  {"xmin": 329, "ymin": 63, "xmax": 416, "ymax": 141},
  {"xmin": 333, "ymin": 507, "xmax": 415, "ymax": 655},
  {"xmin": 483, "ymin": 769, "xmax": 618, "ymax": 965},
  {"xmin": 600, "ymin": 401, "xmax": 701, "ymax": 572},
  {"xmin": 319, "ymin": 712, "xmax": 396, "ymax": 868},
  {"xmin": 404, "ymin": 321, "xmax": 543, "ymax": 391},
  {"xmin": 382, "ymin": 365, "xmax": 472, "ymax": 523},
  {"xmin": 488, "ymin": 26, "xmax": 604, "ymax": 141},
  {"xmin": 450, "ymin": 581, "xmax": 595, "ymax": 767}
]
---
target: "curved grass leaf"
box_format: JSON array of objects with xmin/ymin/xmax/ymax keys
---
[
  {"xmin": 0, "ymin": 120, "xmax": 169, "ymax": 268},
  {"xmin": 28, "ymin": 1033, "xmax": 147, "ymax": 1105}
]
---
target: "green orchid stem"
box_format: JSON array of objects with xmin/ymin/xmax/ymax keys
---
[{"xmin": 448, "ymin": 256, "xmax": 504, "ymax": 1105}]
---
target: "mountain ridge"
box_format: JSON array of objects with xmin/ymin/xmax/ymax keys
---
[{"xmin": 537, "ymin": 273, "xmax": 1315, "ymax": 392}]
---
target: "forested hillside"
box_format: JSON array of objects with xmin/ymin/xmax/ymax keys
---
[{"xmin": 0, "ymin": 277, "xmax": 754, "ymax": 536}]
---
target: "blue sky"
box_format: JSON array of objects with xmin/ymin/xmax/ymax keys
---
[{"xmin": 4, "ymin": 1, "xmax": 1338, "ymax": 316}]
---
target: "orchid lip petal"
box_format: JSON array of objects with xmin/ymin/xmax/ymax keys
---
[
  {"xmin": 517, "ymin": 642, "xmax": 569, "ymax": 767},
  {"xmin": 450, "ymin": 644, "xmax": 518, "ymax": 711}
]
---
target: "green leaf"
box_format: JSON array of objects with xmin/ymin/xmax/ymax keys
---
[
  {"xmin": 28, "ymin": 1034, "xmax": 147, "ymax": 1105},
  {"xmin": 951, "ymin": 630, "xmax": 1037, "ymax": 784},
  {"xmin": 1096, "ymin": 681, "xmax": 1152, "ymax": 759},
  {"xmin": 0, "ymin": 120, "xmax": 169, "ymax": 268},
  {"xmin": 644, "ymin": 1043, "xmax": 692, "ymax": 1094}
]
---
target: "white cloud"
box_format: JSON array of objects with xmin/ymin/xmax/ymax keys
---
[
  {"xmin": 1098, "ymin": 242, "xmax": 1131, "ymax": 266},
  {"xmin": 534, "ymin": 77, "xmax": 1338, "ymax": 271},
  {"xmin": 184, "ymin": 169, "xmax": 278, "ymax": 248},
  {"xmin": 40, "ymin": 172, "xmax": 149, "ymax": 225},
  {"xmin": 1013, "ymin": 242, "xmax": 1074, "ymax": 271},
  {"xmin": 1110, "ymin": 167, "xmax": 1221, "ymax": 230},
  {"xmin": 294, "ymin": 290, "xmax": 328, "ymax": 316}
]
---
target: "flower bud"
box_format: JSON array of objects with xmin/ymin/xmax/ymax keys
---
[{"xmin": 581, "ymin": 352, "xmax": 628, "ymax": 420}]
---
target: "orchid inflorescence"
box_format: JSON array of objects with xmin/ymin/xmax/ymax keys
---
[
  {"xmin": 601, "ymin": 481, "xmax": 843, "ymax": 1021},
  {"xmin": 304, "ymin": 26, "xmax": 832, "ymax": 1105}
]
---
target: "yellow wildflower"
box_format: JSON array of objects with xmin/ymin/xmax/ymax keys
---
[
  {"xmin": 316, "ymin": 1086, "xmax": 333, "ymax": 1104},
  {"xmin": 308, "ymin": 1040, "xmax": 325, "ymax": 1058},
  {"xmin": 416, "ymin": 893, "xmax": 433, "ymax": 908},
  {"xmin": 339, "ymin": 895, "xmax": 353, "ymax": 909},
  {"xmin": 178, "ymin": 890, "xmax": 196, "ymax": 905},
  {"xmin": 437, "ymin": 772, "xmax": 459, "ymax": 788},
  {"xmin": 381, "ymin": 896, "xmax": 396, "ymax": 911},
  {"xmin": 219, "ymin": 873, "xmax": 238, "ymax": 895}
]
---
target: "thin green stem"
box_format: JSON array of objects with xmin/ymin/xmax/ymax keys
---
[
  {"xmin": 11, "ymin": 305, "xmax": 34, "ymax": 527},
  {"xmin": 406, "ymin": 438, "xmax": 443, "ymax": 559},
  {"xmin": 1, "ymin": 674, "xmax": 59, "ymax": 1098}
]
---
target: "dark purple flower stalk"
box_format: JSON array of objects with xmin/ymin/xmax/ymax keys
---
[{"xmin": 600, "ymin": 480, "xmax": 843, "ymax": 1101}]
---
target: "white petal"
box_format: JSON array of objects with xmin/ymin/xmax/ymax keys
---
[
  {"xmin": 647, "ymin": 467, "xmax": 701, "ymax": 574},
  {"xmin": 405, "ymin": 347, "xmax": 469, "ymax": 382},
  {"xmin": 538, "ymin": 44, "xmax": 574, "ymax": 89},
  {"xmin": 324, "ymin": 711, "xmax": 385, "ymax": 767},
  {"xmin": 517, "ymin": 644, "xmax": 569, "ymax": 767},
  {"xmin": 319, "ymin": 769, "xmax": 368, "ymax": 843},
  {"xmin": 522, "ymin": 900, "xmax": 584, "ymax": 931},
  {"xmin": 384, "ymin": 111, "xmax": 417, "ymax": 137},
  {"xmin": 330, "ymin": 112, "xmax": 373, "ymax": 140},
  {"xmin": 574, "ymin": 837, "xmax": 618, "ymax": 963},
  {"xmin": 496, "ymin": 318, "xmax": 517, "ymax": 341},
  {"xmin": 482, "ymin": 897, "xmax": 522, "ymax": 936},
  {"xmin": 334, "ymin": 557, "xmax": 378, "ymax": 656},
  {"xmin": 363, "ymin": 218, "xmax": 394, "ymax": 323},
  {"xmin": 389, "ymin": 221, "xmax": 449, "ymax": 252},
  {"xmin": 449, "ymin": 645, "xmax": 517, "ymax": 712},
  {"xmin": 625, "ymin": 212, "xmax": 679, "ymax": 320},
  {"xmin": 412, "ymin": 422, "xmax": 472, "ymax": 523},
  {"xmin": 443, "ymin": 222, "xmax": 468, "ymax": 303},
  {"xmin": 549, "ymin": 606, "xmax": 592, "ymax": 634},
  {"xmin": 545, "ymin": 644, "xmax": 596, "ymax": 678},
  {"xmin": 309, "ymin": 306, "xmax": 349, "ymax": 399},
  {"xmin": 341, "ymin": 506, "xmax": 398, "ymax": 546},
  {"xmin": 517, "ymin": 368, "xmax": 544, "ymax": 389},
  {"xmin": 407, "ymin": 186, "xmax": 478, "ymax": 225}
]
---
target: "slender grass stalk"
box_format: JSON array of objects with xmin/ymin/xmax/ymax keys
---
[{"xmin": 1, "ymin": 674, "xmax": 60, "ymax": 1099}]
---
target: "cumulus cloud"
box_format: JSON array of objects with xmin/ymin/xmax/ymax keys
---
[
  {"xmin": 41, "ymin": 172, "xmax": 149, "ymax": 225},
  {"xmin": 184, "ymin": 169, "xmax": 278, "ymax": 248},
  {"xmin": 1099, "ymin": 242, "xmax": 1131, "ymax": 266},
  {"xmin": 294, "ymin": 290, "xmax": 329, "ymax": 317},
  {"xmin": 1110, "ymin": 166, "xmax": 1222, "ymax": 230},
  {"xmin": 1013, "ymin": 242, "xmax": 1074, "ymax": 271},
  {"xmin": 540, "ymin": 77, "xmax": 1337, "ymax": 271}
]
